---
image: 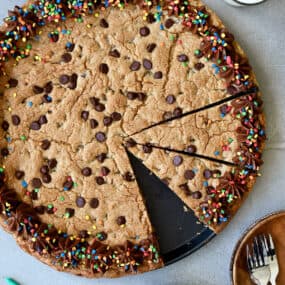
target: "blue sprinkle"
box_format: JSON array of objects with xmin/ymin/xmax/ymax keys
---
[
  {"xmin": 203, "ymin": 181, "xmax": 208, "ymax": 187},
  {"xmin": 27, "ymin": 101, "xmax": 33, "ymax": 107},
  {"xmin": 6, "ymin": 137, "xmax": 12, "ymax": 143},
  {"xmin": 21, "ymin": 180, "xmax": 28, "ymax": 188},
  {"xmin": 160, "ymin": 23, "xmax": 164, "ymax": 30},
  {"xmin": 91, "ymin": 249, "xmax": 96, "ymax": 255},
  {"xmin": 214, "ymin": 151, "xmax": 220, "ymax": 156}
]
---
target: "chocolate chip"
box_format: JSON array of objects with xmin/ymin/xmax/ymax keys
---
[
  {"xmin": 42, "ymin": 173, "xmax": 52, "ymax": 183},
  {"xmin": 186, "ymin": 144, "xmax": 197, "ymax": 154},
  {"xmin": 46, "ymin": 206, "xmax": 54, "ymax": 214},
  {"xmin": 220, "ymin": 104, "xmax": 228, "ymax": 115},
  {"xmin": 11, "ymin": 115, "xmax": 21, "ymax": 126},
  {"xmin": 90, "ymin": 119, "xmax": 98, "ymax": 129},
  {"xmin": 165, "ymin": 18, "xmax": 175, "ymax": 29},
  {"xmin": 61, "ymin": 52, "xmax": 72, "ymax": 63},
  {"xmin": 103, "ymin": 116, "xmax": 113, "ymax": 126},
  {"xmin": 111, "ymin": 112, "xmax": 122, "ymax": 121},
  {"xmin": 44, "ymin": 81, "xmax": 53, "ymax": 94},
  {"xmin": 34, "ymin": 205, "xmax": 45, "ymax": 214},
  {"xmin": 96, "ymin": 153, "xmax": 107, "ymax": 163},
  {"xmin": 173, "ymin": 155, "xmax": 183, "ymax": 166},
  {"xmin": 143, "ymin": 144, "xmax": 152, "ymax": 153},
  {"xmin": 15, "ymin": 170, "xmax": 25, "ymax": 180},
  {"xmin": 123, "ymin": 171, "xmax": 134, "ymax": 182},
  {"xmin": 82, "ymin": 167, "xmax": 92, "ymax": 177},
  {"xmin": 95, "ymin": 103, "xmax": 105, "ymax": 112},
  {"xmin": 125, "ymin": 138, "xmax": 136, "ymax": 148},
  {"xmin": 166, "ymin": 95, "xmax": 175, "ymax": 104},
  {"xmin": 206, "ymin": 186, "xmax": 215, "ymax": 195},
  {"xmin": 59, "ymin": 74, "xmax": 70, "ymax": 85},
  {"xmin": 63, "ymin": 180, "xmax": 73, "ymax": 190},
  {"xmin": 139, "ymin": 26, "xmax": 150, "ymax": 37},
  {"xmin": 163, "ymin": 111, "xmax": 173, "ymax": 120},
  {"xmin": 68, "ymin": 73, "xmax": 78, "ymax": 90},
  {"xmin": 95, "ymin": 132, "xmax": 106, "ymax": 142},
  {"xmin": 1, "ymin": 120, "xmax": 9, "ymax": 131},
  {"xmin": 97, "ymin": 231, "xmax": 107, "ymax": 241},
  {"xmin": 127, "ymin": 91, "xmax": 138, "ymax": 100},
  {"xmin": 32, "ymin": 178, "xmax": 42, "ymax": 188},
  {"xmin": 1, "ymin": 148, "xmax": 9, "ymax": 157},
  {"xmin": 184, "ymin": 170, "xmax": 195, "ymax": 180},
  {"xmin": 89, "ymin": 97, "xmax": 100, "ymax": 107},
  {"xmin": 146, "ymin": 13, "xmax": 155, "ymax": 23},
  {"xmin": 79, "ymin": 230, "xmax": 89, "ymax": 238},
  {"xmin": 100, "ymin": 18, "xmax": 109, "ymax": 28},
  {"xmin": 65, "ymin": 208, "xmax": 75, "ymax": 218},
  {"xmin": 101, "ymin": 166, "xmax": 110, "ymax": 176},
  {"xmin": 40, "ymin": 165, "xmax": 49, "ymax": 174},
  {"xmin": 130, "ymin": 61, "xmax": 141, "ymax": 71},
  {"xmin": 48, "ymin": 158, "xmax": 57, "ymax": 169},
  {"xmin": 116, "ymin": 216, "xmax": 126, "ymax": 225},
  {"xmin": 203, "ymin": 169, "xmax": 212, "ymax": 179},
  {"xmin": 66, "ymin": 43, "xmax": 75, "ymax": 52},
  {"xmin": 99, "ymin": 63, "xmax": 109, "ymax": 74},
  {"xmin": 42, "ymin": 94, "xmax": 52, "ymax": 104},
  {"xmin": 146, "ymin": 43, "xmax": 156, "ymax": 53},
  {"xmin": 95, "ymin": 176, "xmax": 105, "ymax": 185},
  {"xmin": 30, "ymin": 121, "xmax": 41, "ymax": 130},
  {"xmin": 38, "ymin": 115, "xmax": 47, "ymax": 125},
  {"xmin": 76, "ymin": 196, "xmax": 86, "ymax": 208},
  {"xmin": 192, "ymin": 191, "xmax": 202, "ymax": 199},
  {"xmin": 109, "ymin": 49, "xmax": 120, "ymax": 58},
  {"xmin": 162, "ymin": 178, "xmax": 170, "ymax": 185},
  {"xmin": 173, "ymin": 107, "xmax": 183, "ymax": 117},
  {"xmin": 154, "ymin": 71, "xmax": 163, "ymax": 79},
  {"xmin": 143, "ymin": 59, "xmax": 152, "ymax": 70},
  {"xmin": 177, "ymin": 54, "xmax": 189, "ymax": 62},
  {"xmin": 89, "ymin": 198, "xmax": 99, "ymax": 208},
  {"xmin": 8, "ymin": 78, "xmax": 18, "ymax": 88},
  {"xmin": 227, "ymin": 85, "xmax": 238, "ymax": 95},
  {"xmin": 137, "ymin": 92, "xmax": 147, "ymax": 101},
  {"xmin": 41, "ymin": 139, "xmax": 51, "ymax": 150},
  {"xmin": 81, "ymin": 111, "xmax": 89, "ymax": 121},
  {"xmin": 194, "ymin": 62, "xmax": 205, "ymax": 70},
  {"xmin": 179, "ymin": 183, "xmax": 191, "ymax": 195},
  {"xmin": 33, "ymin": 85, "xmax": 44, "ymax": 94}
]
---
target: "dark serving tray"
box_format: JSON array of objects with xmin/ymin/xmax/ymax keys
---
[{"xmin": 128, "ymin": 152, "xmax": 216, "ymax": 265}]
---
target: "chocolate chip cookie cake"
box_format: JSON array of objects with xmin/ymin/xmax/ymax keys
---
[{"xmin": 0, "ymin": 0, "xmax": 265, "ymax": 278}]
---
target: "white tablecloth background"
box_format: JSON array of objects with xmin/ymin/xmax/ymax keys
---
[{"xmin": 0, "ymin": 0, "xmax": 284, "ymax": 284}]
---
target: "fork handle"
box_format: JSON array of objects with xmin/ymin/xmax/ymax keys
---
[{"xmin": 270, "ymin": 280, "xmax": 276, "ymax": 285}]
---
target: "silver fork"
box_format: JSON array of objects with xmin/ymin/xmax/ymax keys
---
[
  {"xmin": 247, "ymin": 237, "xmax": 271, "ymax": 285},
  {"xmin": 262, "ymin": 234, "xmax": 279, "ymax": 285}
]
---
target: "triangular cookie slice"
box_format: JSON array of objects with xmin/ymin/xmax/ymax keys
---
[
  {"xmin": 126, "ymin": 144, "xmax": 241, "ymax": 232},
  {"xmin": 127, "ymin": 93, "xmax": 264, "ymax": 165}
]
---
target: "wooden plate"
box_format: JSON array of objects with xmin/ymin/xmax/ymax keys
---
[{"xmin": 230, "ymin": 211, "xmax": 285, "ymax": 285}]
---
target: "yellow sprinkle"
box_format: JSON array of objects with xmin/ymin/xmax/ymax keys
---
[
  {"xmin": 22, "ymin": 37, "xmax": 26, "ymax": 43},
  {"xmin": 94, "ymin": 12, "xmax": 99, "ymax": 17},
  {"xmin": 87, "ymin": 24, "xmax": 92, "ymax": 28},
  {"xmin": 92, "ymin": 225, "xmax": 97, "ymax": 230},
  {"xmin": 85, "ymin": 215, "xmax": 90, "ymax": 220},
  {"xmin": 13, "ymin": 93, "xmax": 17, "ymax": 98},
  {"xmin": 8, "ymin": 107, "xmax": 12, "ymax": 112}
]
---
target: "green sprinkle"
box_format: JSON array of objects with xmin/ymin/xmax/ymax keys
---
[
  {"xmin": 47, "ymin": 204, "xmax": 53, "ymax": 209},
  {"xmin": 182, "ymin": 62, "xmax": 188, "ymax": 67},
  {"xmin": 34, "ymin": 188, "xmax": 40, "ymax": 193},
  {"xmin": 59, "ymin": 196, "xmax": 65, "ymax": 201},
  {"xmin": 228, "ymin": 138, "xmax": 234, "ymax": 144},
  {"xmin": 73, "ymin": 182, "xmax": 78, "ymax": 187},
  {"xmin": 20, "ymin": 135, "xmax": 26, "ymax": 141},
  {"xmin": 0, "ymin": 167, "xmax": 4, "ymax": 173},
  {"xmin": 4, "ymin": 277, "xmax": 21, "ymax": 285},
  {"xmin": 169, "ymin": 34, "xmax": 175, "ymax": 41}
]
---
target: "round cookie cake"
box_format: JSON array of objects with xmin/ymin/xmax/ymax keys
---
[{"xmin": 0, "ymin": 0, "xmax": 265, "ymax": 278}]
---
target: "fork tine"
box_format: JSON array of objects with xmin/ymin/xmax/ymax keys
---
[
  {"xmin": 259, "ymin": 236, "xmax": 269, "ymax": 265},
  {"xmin": 253, "ymin": 237, "xmax": 263, "ymax": 266},
  {"xmin": 262, "ymin": 234, "xmax": 269, "ymax": 255},
  {"xmin": 268, "ymin": 234, "xmax": 276, "ymax": 256},
  {"xmin": 246, "ymin": 245, "xmax": 253, "ymax": 271}
]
